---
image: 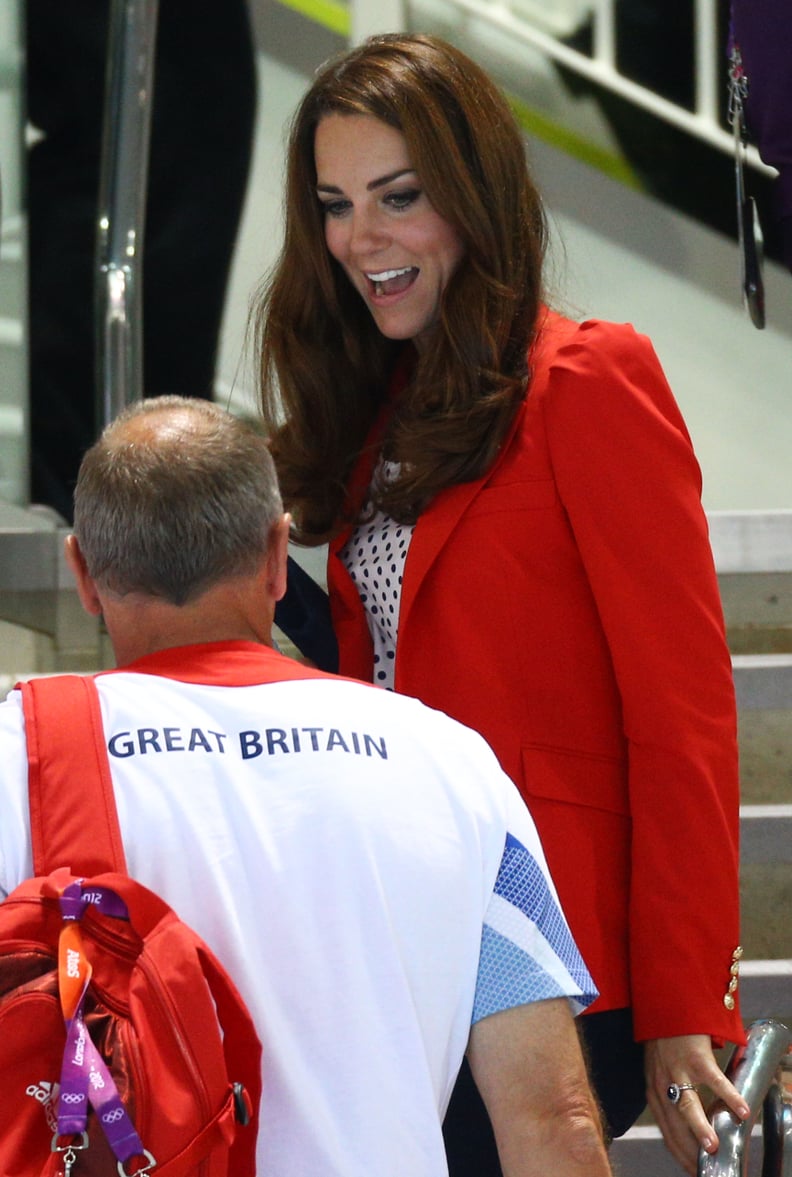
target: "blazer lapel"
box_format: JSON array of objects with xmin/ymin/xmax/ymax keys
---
[
  {"xmin": 332, "ymin": 313, "xmax": 559, "ymax": 652},
  {"xmin": 398, "ymin": 396, "xmax": 528, "ymax": 637}
]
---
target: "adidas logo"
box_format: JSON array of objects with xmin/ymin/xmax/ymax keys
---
[{"xmin": 25, "ymin": 1080, "xmax": 60, "ymax": 1132}]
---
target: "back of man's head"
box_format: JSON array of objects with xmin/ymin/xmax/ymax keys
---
[{"xmin": 74, "ymin": 396, "xmax": 283, "ymax": 605}]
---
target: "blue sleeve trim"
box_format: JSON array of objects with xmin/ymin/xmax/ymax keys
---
[
  {"xmin": 473, "ymin": 925, "xmax": 567, "ymax": 1022},
  {"xmin": 472, "ymin": 833, "xmax": 598, "ymax": 1023}
]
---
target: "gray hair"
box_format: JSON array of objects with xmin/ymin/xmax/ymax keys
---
[{"xmin": 74, "ymin": 396, "xmax": 283, "ymax": 605}]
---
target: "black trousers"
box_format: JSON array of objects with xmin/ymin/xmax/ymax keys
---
[{"xmin": 442, "ymin": 1007, "xmax": 646, "ymax": 1174}]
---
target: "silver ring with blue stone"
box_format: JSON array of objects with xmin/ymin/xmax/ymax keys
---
[{"xmin": 667, "ymin": 1082, "xmax": 698, "ymax": 1104}]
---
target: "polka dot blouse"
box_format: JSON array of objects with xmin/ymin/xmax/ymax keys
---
[{"xmin": 339, "ymin": 463, "xmax": 415, "ymax": 690}]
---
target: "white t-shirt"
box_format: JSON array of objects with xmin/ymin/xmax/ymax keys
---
[{"xmin": 0, "ymin": 643, "xmax": 596, "ymax": 1176}]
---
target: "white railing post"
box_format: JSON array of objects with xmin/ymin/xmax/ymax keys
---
[
  {"xmin": 694, "ymin": 0, "xmax": 720, "ymax": 124},
  {"xmin": 592, "ymin": 0, "xmax": 615, "ymax": 72}
]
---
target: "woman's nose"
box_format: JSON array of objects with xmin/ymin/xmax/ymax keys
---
[{"xmin": 349, "ymin": 208, "xmax": 388, "ymax": 255}]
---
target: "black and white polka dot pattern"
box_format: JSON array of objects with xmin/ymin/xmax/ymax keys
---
[{"xmin": 340, "ymin": 487, "xmax": 414, "ymax": 690}]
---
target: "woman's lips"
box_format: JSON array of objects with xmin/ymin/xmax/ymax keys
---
[{"xmin": 367, "ymin": 267, "xmax": 419, "ymax": 296}]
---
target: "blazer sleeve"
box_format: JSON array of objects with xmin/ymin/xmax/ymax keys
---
[{"xmin": 539, "ymin": 319, "xmax": 743, "ymax": 1044}]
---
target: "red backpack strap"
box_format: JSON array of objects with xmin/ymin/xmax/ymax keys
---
[{"xmin": 18, "ymin": 674, "xmax": 128, "ymax": 877}]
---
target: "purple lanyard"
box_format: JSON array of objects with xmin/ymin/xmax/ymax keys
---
[{"xmin": 55, "ymin": 881, "xmax": 156, "ymax": 1176}]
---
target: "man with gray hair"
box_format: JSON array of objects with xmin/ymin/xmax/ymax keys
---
[{"xmin": 0, "ymin": 397, "xmax": 612, "ymax": 1177}]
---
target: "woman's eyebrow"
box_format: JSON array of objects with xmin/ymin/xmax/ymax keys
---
[
  {"xmin": 316, "ymin": 168, "xmax": 416, "ymax": 194},
  {"xmin": 367, "ymin": 168, "xmax": 415, "ymax": 191}
]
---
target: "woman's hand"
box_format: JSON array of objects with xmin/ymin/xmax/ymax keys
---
[{"xmin": 644, "ymin": 1034, "xmax": 751, "ymax": 1175}]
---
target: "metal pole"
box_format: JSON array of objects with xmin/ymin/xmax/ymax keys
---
[
  {"xmin": 699, "ymin": 1020, "xmax": 792, "ymax": 1177},
  {"xmin": 95, "ymin": 0, "xmax": 159, "ymax": 429}
]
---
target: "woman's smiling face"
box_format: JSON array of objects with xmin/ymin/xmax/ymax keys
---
[{"xmin": 314, "ymin": 113, "xmax": 465, "ymax": 349}]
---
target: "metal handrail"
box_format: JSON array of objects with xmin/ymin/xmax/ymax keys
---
[
  {"xmin": 365, "ymin": 0, "xmax": 774, "ymax": 176},
  {"xmin": 699, "ymin": 1019, "xmax": 792, "ymax": 1177},
  {"xmin": 94, "ymin": 0, "xmax": 159, "ymax": 429},
  {"xmin": 762, "ymin": 1081, "xmax": 792, "ymax": 1177}
]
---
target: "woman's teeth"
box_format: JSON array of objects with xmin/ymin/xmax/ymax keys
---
[{"xmin": 368, "ymin": 267, "xmax": 416, "ymax": 296}]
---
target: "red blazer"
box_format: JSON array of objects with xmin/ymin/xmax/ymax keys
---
[{"xmin": 329, "ymin": 310, "xmax": 744, "ymax": 1044}]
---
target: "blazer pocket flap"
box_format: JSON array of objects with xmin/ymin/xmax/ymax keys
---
[
  {"xmin": 465, "ymin": 479, "xmax": 558, "ymax": 517},
  {"xmin": 521, "ymin": 744, "xmax": 628, "ymax": 816}
]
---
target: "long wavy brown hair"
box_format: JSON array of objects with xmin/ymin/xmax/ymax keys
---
[{"xmin": 254, "ymin": 33, "xmax": 547, "ymax": 542}]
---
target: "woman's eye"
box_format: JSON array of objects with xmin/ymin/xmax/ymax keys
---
[
  {"xmin": 320, "ymin": 198, "xmax": 351, "ymax": 218},
  {"xmin": 385, "ymin": 188, "xmax": 421, "ymax": 211}
]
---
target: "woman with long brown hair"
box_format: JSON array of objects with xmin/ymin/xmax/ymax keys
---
[{"xmin": 255, "ymin": 33, "xmax": 749, "ymax": 1176}]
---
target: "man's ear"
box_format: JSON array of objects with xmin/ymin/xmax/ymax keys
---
[
  {"xmin": 266, "ymin": 513, "xmax": 291, "ymax": 602},
  {"xmin": 63, "ymin": 535, "xmax": 103, "ymax": 617}
]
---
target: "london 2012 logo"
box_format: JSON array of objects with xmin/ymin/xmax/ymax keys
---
[{"xmin": 25, "ymin": 1080, "xmax": 60, "ymax": 1132}]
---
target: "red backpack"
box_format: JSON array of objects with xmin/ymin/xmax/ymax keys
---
[{"xmin": 0, "ymin": 674, "xmax": 262, "ymax": 1177}]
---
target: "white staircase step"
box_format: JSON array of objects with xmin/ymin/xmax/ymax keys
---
[
  {"xmin": 709, "ymin": 511, "xmax": 792, "ymax": 573},
  {"xmin": 740, "ymin": 805, "xmax": 792, "ymax": 865},
  {"xmin": 733, "ymin": 656, "xmax": 792, "ymax": 711}
]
